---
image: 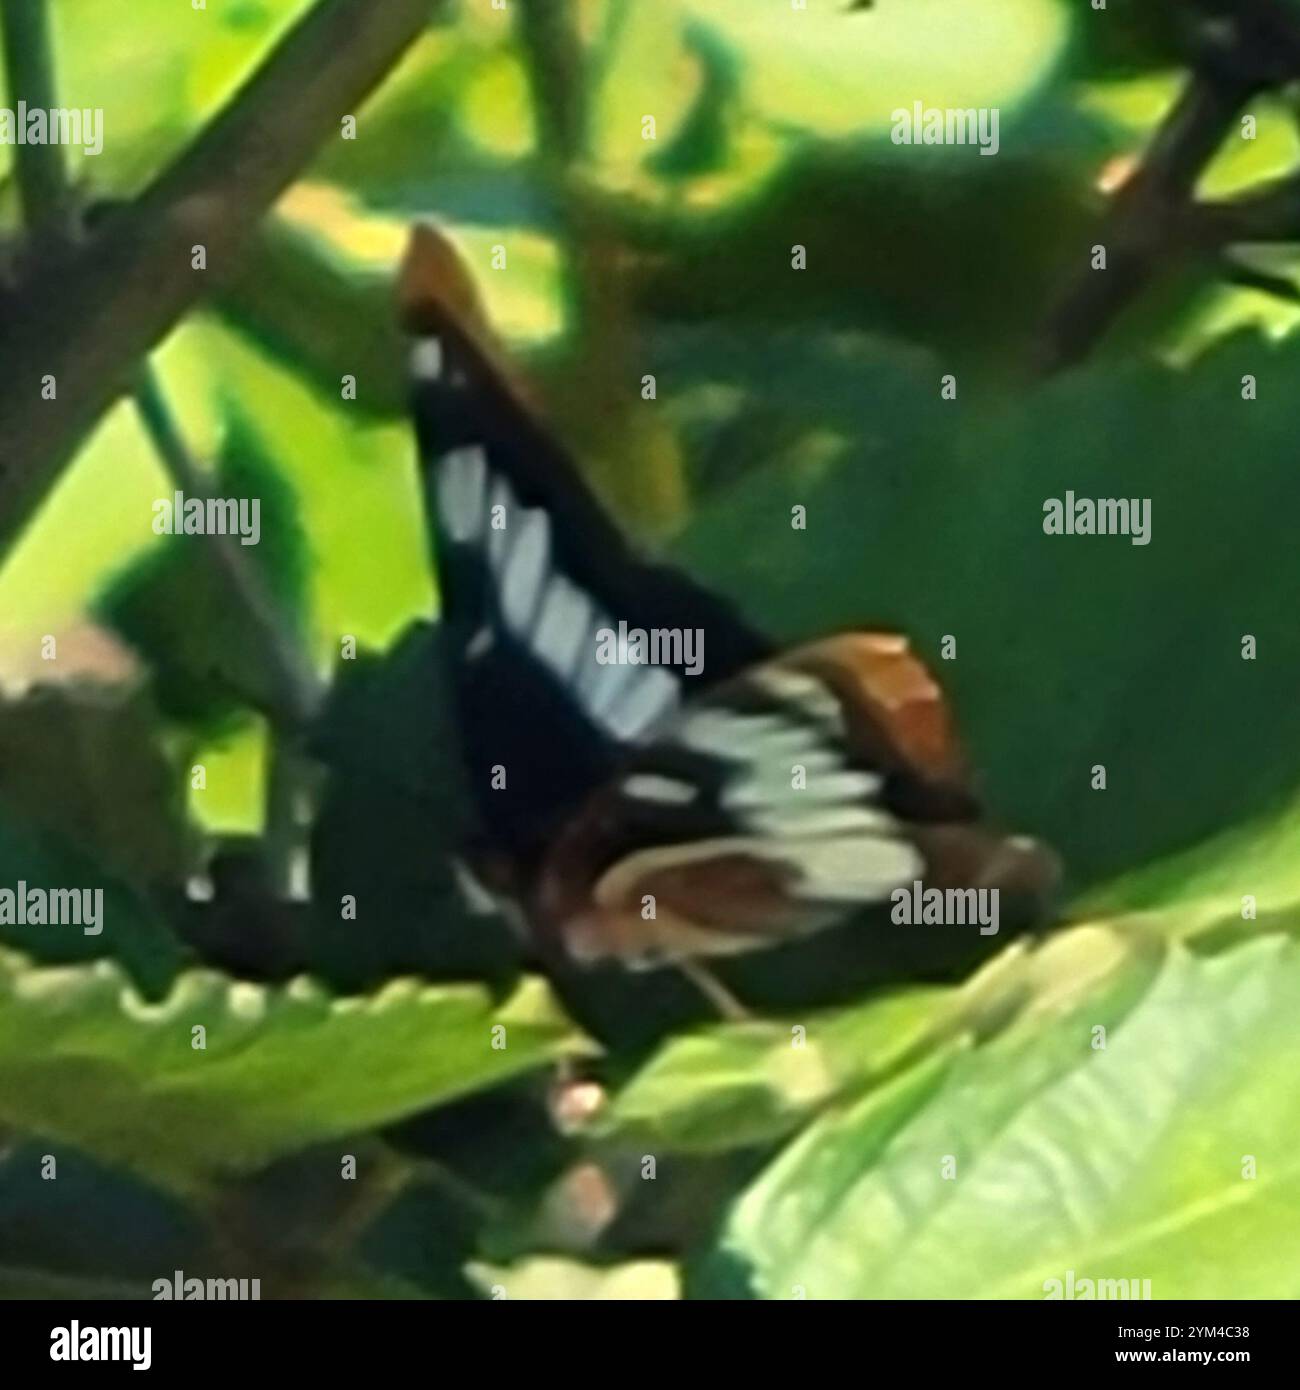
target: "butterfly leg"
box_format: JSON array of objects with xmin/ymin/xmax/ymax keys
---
[{"xmin": 674, "ymin": 958, "xmax": 751, "ymax": 1023}]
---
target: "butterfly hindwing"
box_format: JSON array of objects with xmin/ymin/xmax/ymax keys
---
[
  {"xmin": 536, "ymin": 663, "xmax": 930, "ymax": 963},
  {"xmin": 613, "ymin": 665, "xmax": 924, "ymax": 898}
]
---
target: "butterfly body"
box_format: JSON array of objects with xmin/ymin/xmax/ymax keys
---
[{"xmin": 399, "ymin": 226, "xmax": 1058, "ymax": 973}]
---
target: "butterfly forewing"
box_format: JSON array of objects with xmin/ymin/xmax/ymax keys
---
[{"xmin": 401, "ymin": 225, "xmax": 769, "ymax": 866}]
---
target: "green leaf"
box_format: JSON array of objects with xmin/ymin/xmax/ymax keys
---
[
  {"xmin": 674, "ymin": 330, "xmax": 1300, "ymax": 898},
  {"xmin": 719, "ymin": 936, "xmax": 1300, "ymax": 1299},
  {"xmin": 593, "ymin": 989, "xmax": 946, "ymax": 1154},
  {"xmin": 598, "ymin": 923, "xmax": 1159, "ymax": 1159},
  {"xmin": 0, "ymin": 948, "xmax": 593, "ymax": 1195},
  {"xmin": 679, "ymin": 0, "xmax": 1070, "ymax": 141},
  {"xmin": 1076, "ymin": 789, "xmax": 1300, "ymax": 949},
  {"xmin": 0, "ymin": 1141, "xmax": 205, "ymax": 1289},
  {"xmin": 0, "ymin": 807, "xmax": 185, "ymax": 995},
  {"xmin": 591, "ymin": 0, "xmax": 1071, "ymax": 182},
  {"xmin": 309, "ymin": 622, "xmax": 523, "ymax": 988}
]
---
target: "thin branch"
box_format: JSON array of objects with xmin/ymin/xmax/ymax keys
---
[
  {"xmin": 1037, "ymin": 0, "xmax": 1300, "ymax": 372},
  {"xmin": 0, "ymin": 0, "xmax": 440, "ymax": 558},
  {"xmin": 1038, "ymin": 70, "xmax": 1259, "ymax": 372},
  {"xmin": 515, "ymin": 0, "xmax": 587, "ymax": 167},
  {"xmin": 132, "ymin": 368, "xmax": 325, "ymax": 729},
  {"xmin": 513, "ymin": 0, "xmax": 592, "ymax": 324},
  {"xmin": 0, "ymin": 0, "xmax": 70, "ymax": 232}
]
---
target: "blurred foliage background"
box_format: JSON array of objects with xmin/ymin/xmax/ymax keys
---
[{"xmin": 1, "ymin": 0, "xmax": 1299, "ymax": 1300}]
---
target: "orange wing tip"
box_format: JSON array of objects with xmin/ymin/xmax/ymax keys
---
[
  {"xmin": 397, "ymin": 222, "xmax": 486, "ymax": 337},
  {"xmin": 784, "ymin": 632, "xmax": 968, "ymax": 786}
]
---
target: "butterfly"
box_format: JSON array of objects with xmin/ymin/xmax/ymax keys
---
[{"xmin": 399, "ymin": 224, "xmax": 1058, "ymax": 983}]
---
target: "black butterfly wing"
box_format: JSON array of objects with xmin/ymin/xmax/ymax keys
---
[{"xmin": 401, "ymin": 226, "xmax": 771, "ymax": 869}]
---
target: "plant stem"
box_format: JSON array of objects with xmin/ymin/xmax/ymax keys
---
[
  {"xmin": 132, "ymin": 368, "xmax": 325, "ymax": 731},
  {"xmin": 515, "ymin": 0, "xmax": 587, "ymax": 167},
  {"xmin": 0, "ymin": 0, "xmax": 70, "ymax": 233}
]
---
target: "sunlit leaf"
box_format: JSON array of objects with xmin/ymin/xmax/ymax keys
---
[
  {"xmin": 0, "ymin": 948, "xmax": 593, "ymax": 1194},
  {"xmin": 719, "ymin": 936, "xmax": 1300, "ymax": 1299}
]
